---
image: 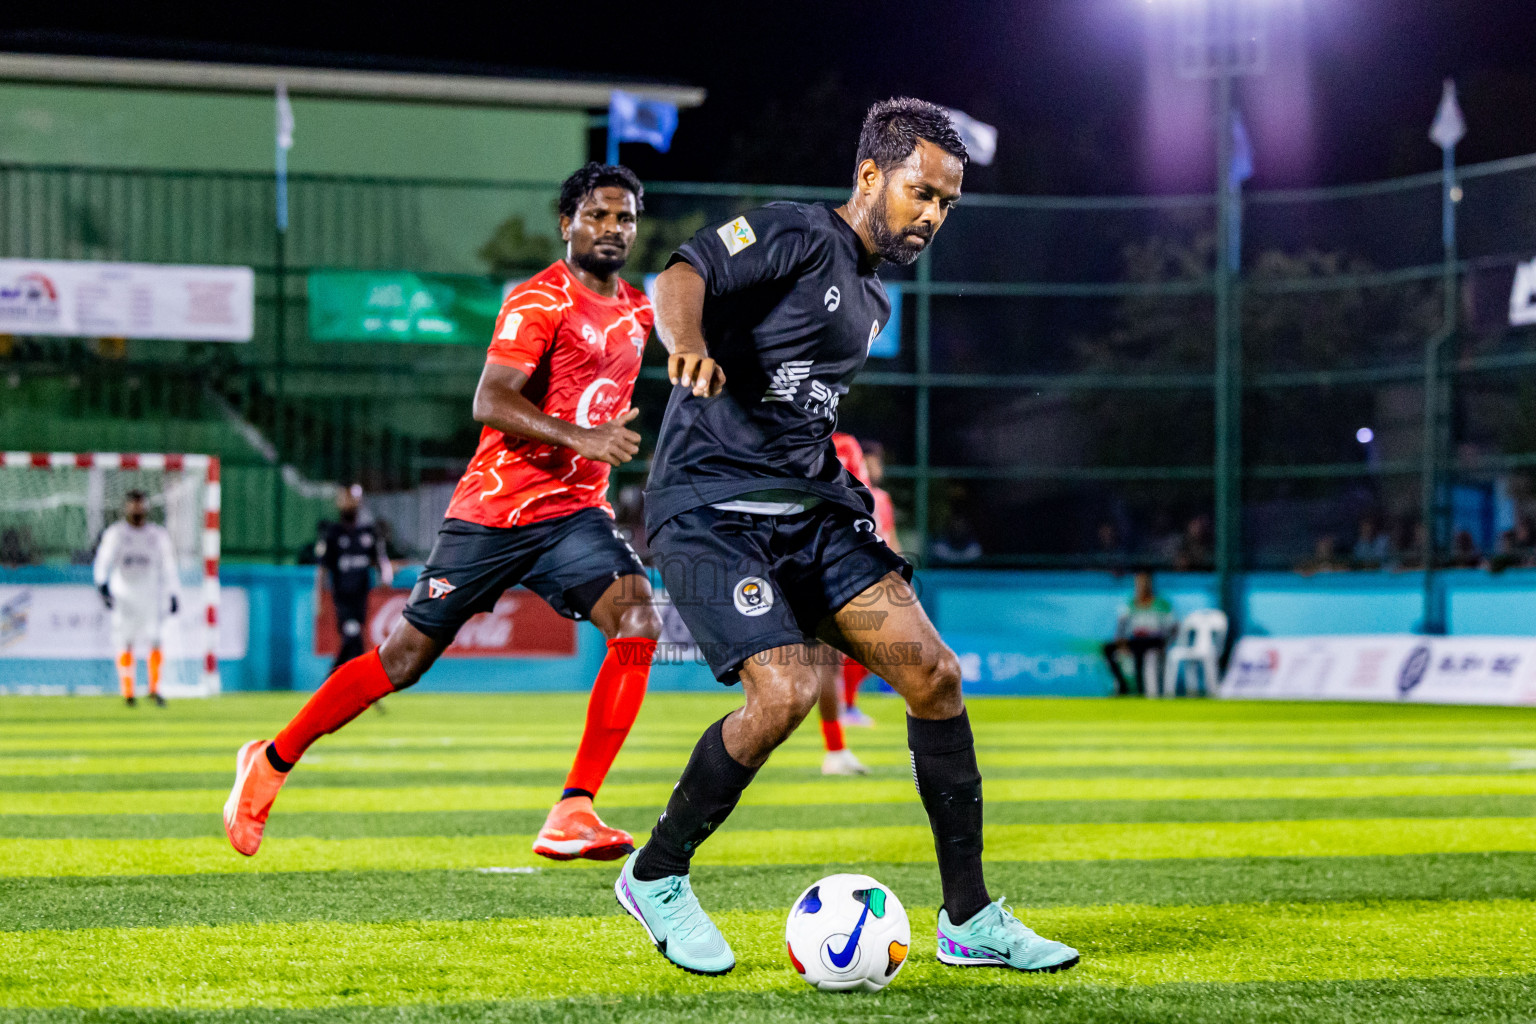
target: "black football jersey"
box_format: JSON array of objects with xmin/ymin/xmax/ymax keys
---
[
  {"xmin": 644, "ymin": 202, "xmax": 889, "ymax": 538},
  {"xmin": 316, "ymin": 521, "xmax": 385, "ymax": 596}
]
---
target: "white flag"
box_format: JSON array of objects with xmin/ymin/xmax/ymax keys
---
[
  {"xmin": 1429, "ymin": 78, "xmax": 1465, "ymax": 151},
  {"xmin": 1511, "ymin": 258, "xmax": 1536, "ymax": 327},
  {"xmin": 941, "ymin": 106, "xmax": 997, "ymax": 167},
  {"xmin": 276, "ymin": 82, "xmax": 295, "ymax": 151}
]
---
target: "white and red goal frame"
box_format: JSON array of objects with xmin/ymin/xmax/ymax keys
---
[{"xmin": 0, "ymin": 451, "xmax": 221, "ymax": 692}]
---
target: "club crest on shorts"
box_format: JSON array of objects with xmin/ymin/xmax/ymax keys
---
[
  {"xmin": 733, "ymin": 576, "xmax": 774, "ymax": 617},
  {"xmin": 427, "ymin": 577, "xmax": 457, "ymax": 600}
]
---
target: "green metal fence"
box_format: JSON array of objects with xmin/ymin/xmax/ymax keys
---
[{"xmin": 4, "ymin": 157, "xmax": 1536, "ymax": 590}]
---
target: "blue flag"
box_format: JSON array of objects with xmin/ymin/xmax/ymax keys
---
[
  {"xmin": 609, "ymin": 91, "xmax": 679, "ymax": 154},
  {"xmin": 275, "ymin": 82, "xmax": 294, "ymax": 232},
  {"xmin": 1230, "ymin": 111, "xmax": 1253, "ymax": 188}
]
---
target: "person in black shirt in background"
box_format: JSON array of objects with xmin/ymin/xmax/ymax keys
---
[
  {"xmin": 614, "ymin": 98, "xmax": 1080, "ymax": 978},
  {"xmin": 315, "ymin": 484, "xmax": 393, "ymax": 672}
]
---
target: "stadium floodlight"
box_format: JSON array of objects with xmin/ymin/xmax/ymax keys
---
[
  {"xmin": 1171, "ymin": 3, "xmax": 1267, "ymax": 79},
  {"xmin": 1356, "ymin": 427, "xmax": 1375, "ymax": 444}
]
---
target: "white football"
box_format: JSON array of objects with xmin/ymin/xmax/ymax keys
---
[{"xmin": 785, "ymin": 873, "xmax": 910, "ymax": 992}]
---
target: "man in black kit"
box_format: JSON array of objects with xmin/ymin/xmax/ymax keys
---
[
  {"xmin": 614, "ymin": 98, "xmax": 1080, "ymax": 978},
  {"xmin": 315, "ymin": 484, "xmax": 393, "ymax": 671}
]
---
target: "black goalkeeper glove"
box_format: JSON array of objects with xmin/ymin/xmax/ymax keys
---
[
  {"xmin": 98, "ymin": 583, "xmax": 113, "ymax": 610},
  {"xmin": 169, "ymin": 595, "xmax": 179, "ymax": 615}
]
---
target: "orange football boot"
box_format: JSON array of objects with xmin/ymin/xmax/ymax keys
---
[
  {"xmin": 533, "ymin": 796, "xmax": 635, "ymax": 861},
  {"xmin": 223, "ymin": 740, "xmax": 289, "ymax": 856}
]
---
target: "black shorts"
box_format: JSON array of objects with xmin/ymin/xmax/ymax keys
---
[
  {"xmin": 402, "ymin": 509, "xmax": 646, "ymax": 642},
  {"xmin": 652, "ymin": 502, "xmax": 911, "ymax": 683}
]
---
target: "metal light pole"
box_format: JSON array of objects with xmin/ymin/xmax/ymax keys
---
[
  {"xmin": 1175, "ymin": 2, "xmax": 1264, "ymax": 625},
  {"xmin": 1213, "ymin": 68, "xmax": 1239, "ymax": 619},
  {"xmin": 1421, "ymin": 79, "xmax": 1466, "ymax": 634},
  {"xmin": 272, "ymin": 85, "xmax": 294, "ymax": 564}
]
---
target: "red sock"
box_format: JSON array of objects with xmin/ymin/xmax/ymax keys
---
[
  {"xmin": 821, "ymin": 718, "xmax": 846, "ymax": 752},
  {"xmin": 842, "ymin": 657, "xmax": 870, "ymax": 709},
  {"xmin": 273, "ymin": 649, "xmax": 395, "ymax": 765},
  {"xmin": 564, "ymin": 637, "xmax": 655, "ymax": 798}
]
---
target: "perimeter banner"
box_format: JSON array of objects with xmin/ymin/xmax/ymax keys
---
[
  {"xmin": 1220, "ymin": 634, "xmax": 1536, "ymax": 706},
  {"xmin": 0, "ymin": 585, "xmax": 249, "ymax": 660},
  {"xmin": 314, "ymin": 587, "xmax": 575, "ymax": 658},
  {"xmin": 0, "ymin": 259, "xmax": 255, "ymax": 341},
  {"xmin": 307, "ymin": 271, "xmax": 504, "ymax": 345}
]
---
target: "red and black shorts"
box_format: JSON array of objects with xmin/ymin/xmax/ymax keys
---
[{"xmin": 402, "ymin": 509, "xmax": 646, "ymax": 642}]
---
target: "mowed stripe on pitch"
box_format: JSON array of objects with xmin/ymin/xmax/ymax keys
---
[
  {"xmin": 4, "ymin": 899, "xmax": 1534, "ymax": 1008},
  {"xmin": 17, "ymin": 794, "xmax": 1536, "ymax": 840},
  {"xmin": 9, "ymin": 724, "xmax": 1536, "ymax": 752},
  {"xmin": 7, "ymin": 817, "xmax": 1536, "ymax": 877},
  {"xmin": 7, "ymin": 745, "xmax": 1534, "ymax": 777},
  {"xmin": 8, "ymin": 772, "xmax": 1536, "ymax": 816},
  {"xmin": 10, "ymin": 854, "xmax": 1536, "ymax": 932}
]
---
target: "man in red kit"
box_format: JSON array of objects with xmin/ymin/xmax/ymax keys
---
[
  {"xmin": 224, "ymin": 163, "xmax": 662, "ymax": 862},
  {"xmin": 807, "ymin": 433, "xmax": 889, "ymax": 773},
  {"xmin": 831, "ymin": 434, "xmax": 897, "ymax": 730}
]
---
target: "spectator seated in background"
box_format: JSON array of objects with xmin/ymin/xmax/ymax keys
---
[
  {"xmin": 1094, "ymin": 520, "xmax": 1131, "ymax": 573},
  {"xmin": 1101, "ymin": 569, "xmax": 1178, "ymax": 696},
  {"xmin": 1490, "ymin": 517, "xmax": 1536, "ymax": 572},
  {"xmin": 1173, "ymin": 515, "xmax": 1213, "ymax": 571},
  {"xmin": 1351, "ymin": 515, "xmax": 1392, "ymax": 569},
  {"xmin": 931, "ymin": 515, "xmax": 983, "ymax": 564},
  {"xmin": 1297, "ymin": 534, "xmax": 1346, "ymax": 576},
  {"xmin": 1393, "ymin": 519, "xmax": 1426, "ymax": 571},
  {"xmin": 1449, "ymin": 529, "xmax": 1482, "ymax": 569}
]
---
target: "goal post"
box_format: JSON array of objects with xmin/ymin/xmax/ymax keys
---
[{"xmin": 0, "ymin": 451, "xmax": 221, "ymax": 696}]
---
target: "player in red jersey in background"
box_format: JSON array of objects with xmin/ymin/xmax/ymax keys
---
[
  {"xmin": 835, "ymin": 435, "xmax": 898, "ymax": 728},
  {"xmin": 225, "ymin": 163, "xmax": 662, "ymax": 862},
  {"xmin": 809, "ymin": 433, "xmax": 896, "ymax": 772}
]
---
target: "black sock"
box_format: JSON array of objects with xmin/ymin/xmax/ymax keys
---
[
  {"xmin": 265, "ymin": 743, "xmax": 295, "ymax": 773},
  {"xmin": 633, "ymin": 716, "xmax": 758, "ymax": 881},
  {"xmin": 908, "ymin": 711, "xmax": 990, "ymax": 925},
  {"xmin": 560, "ymin": 788, "xmax": 595, "ymax": 802}
]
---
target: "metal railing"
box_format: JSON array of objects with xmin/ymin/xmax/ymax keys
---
[{"xmin": 4, "ymin": 157, "xmax": 1536, "ymax": 585}]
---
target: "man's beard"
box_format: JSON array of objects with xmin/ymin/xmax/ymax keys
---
[
  {"xmin": 866, "ymin": 188, "xmax": 931, "ymax": 266},
  {"xmin": 572, "ymin": 245, "xmax": 627, "ymax": 278},
  {"xmin": 127, "ymin": 513, "xmax": 145, "ymax": 527}
]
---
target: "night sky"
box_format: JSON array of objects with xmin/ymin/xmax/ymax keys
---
[{"xmin": 9, "ymin": 0, "xmax": 1536, "ymax": 193}]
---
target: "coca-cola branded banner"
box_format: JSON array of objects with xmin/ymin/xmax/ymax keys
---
[{"xmin": 314, "ymin": 588, "xmax": 575, "ymax": 658}]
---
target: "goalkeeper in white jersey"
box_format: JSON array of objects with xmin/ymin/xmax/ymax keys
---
[{"xmin": 93, "ymin": 490, "xmax": 181, "ymax": 707}]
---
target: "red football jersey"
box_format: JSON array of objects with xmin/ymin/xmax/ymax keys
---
[
  {"xmin": 445, "ymin": 261, "xmax": 653, "ymax": 528},
  {"xmin": 832, "ymin": 432, "xmax": 897, "ymax": 545}
]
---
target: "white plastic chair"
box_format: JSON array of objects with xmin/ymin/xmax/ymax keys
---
[
  {"xmin": 1159, "ymin": 609, "xmax": 1228, "ymax": 697},
  {"xmin": 1138, "ymin": 646, "xmax": 1163, "ymax": 698}
]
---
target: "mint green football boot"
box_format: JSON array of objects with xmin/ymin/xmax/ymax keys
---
[
  {"xmin": 614, "ymin": 850, "xmax": 735, "ymax": 976},
  {"xmin": 936, "ymin": 897, "xmax": 1080, "ymax": 973}
]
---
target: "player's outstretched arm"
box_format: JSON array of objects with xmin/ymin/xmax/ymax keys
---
[
  {"xmin": 375, "ymin": 539, "xmax": 394, "ymax": 587},
  {"xmin": 472, "ymin": 363, "xmax": 641, "ymax": 466},
  {"xmin": 156, "ymin": 526, "xmax": 181, "ymax": 615},
  {"xmin": 653, "ymin": 263, "xmax": 725, "ymax": 398},
  {"xmin": 92, "ymin": 525, "xmax": 117, "ymax": 608}
]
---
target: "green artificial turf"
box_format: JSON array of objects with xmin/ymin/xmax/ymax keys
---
[{"xmin": 2, "ymin": 693, "xmax": 1535, "ymax": 1022}]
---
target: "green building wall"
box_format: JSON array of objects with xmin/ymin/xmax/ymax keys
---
[{"xmin": 0, "ymin": 82, "xmax": 587, "ymax": 179}]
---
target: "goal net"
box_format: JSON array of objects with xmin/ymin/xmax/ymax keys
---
[{"xmin": 0, "ymin": 452, "xmax": 221, "ymax": 696}]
